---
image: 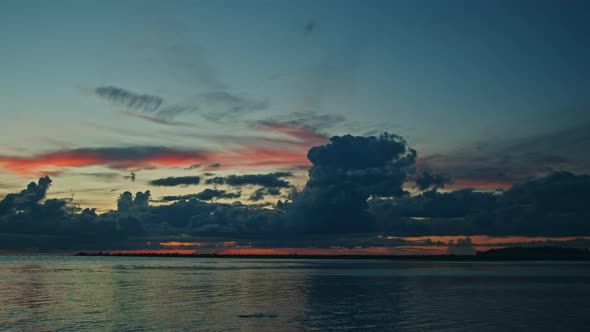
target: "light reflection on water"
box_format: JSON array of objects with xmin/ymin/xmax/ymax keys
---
[{"xmin": 1, "ymin": 255, "xmax": 590, "ymax": 331}]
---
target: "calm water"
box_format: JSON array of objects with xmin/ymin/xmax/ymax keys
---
[{"xmin": 1, "ymin": 255, "xmax": 590, "ymax": 331}]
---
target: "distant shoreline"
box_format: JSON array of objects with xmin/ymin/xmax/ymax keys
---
[{"xmin": 74, "ymin": 247, "xmax": 590, "ymax": 261}]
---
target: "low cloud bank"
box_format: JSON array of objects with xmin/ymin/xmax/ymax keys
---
[{"xmin": 1, "ymin": 133, "xmax": 590, "ymax": 250}]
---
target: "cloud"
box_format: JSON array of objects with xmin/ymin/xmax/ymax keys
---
[
  {"xmin": 199, "ymin": 91, "xmax": 269, "ymax": 122},
  {"xmin": 0, "ymin": 144, "xmax": 310, "ymax": 175},
  {"xmin": 161, "ymin": 189, "xmax": 241, "ymax": 202},
  {"xmin": 149, "ymin": 176, "xmax": 201, "ymax": 187},
  {"xmin": 256, "ymin": 121, "xmax": 329, "ymax": 148},
  {"xmin": 205, "ymin": 172, "xmax": 292, "ymax": 188},
  {"xmin": 418, "ymin": 123, "xmax": 590, "ymax": 190},
  {"xmin": 446, "ymin": 237, "xmax": 476, "ymax": 255},
  {"xmin": 95, "ymin": 86, "xmax": 201, "ymax": 126},
  {"xmin": 249, "ymin": 187, "xmax": 281, "ymax": 201},
  {"xmin": 118, "ymin": 111, "xmax": 187, "ymax": 126},
  {"xmin": 501, "ymin": 171, "xmax": 590, "ymax": 214},
  {"xmin": 184, "ymin": 164, "xmax": 201, "ymax": 170},
  {"xmin": 3, "ymin": 133, "xmax": 590, "ymax": 251},
  {"xmin": 286, "ymin": 133, "xmax": 417, "ymax": 233},
  {"xmin": 255, "ymin": 111, "xmax": 344, "ymax": 146},
  {"xmin": 0, "ymin": 176, "xmax": 53, "ymax": 216},
  {"xmin": 148, "ymin": 19, "xmax": 227, "ymax": 90},
  {"xmin": 0, "ymin": 147, "xmax": 207, "ymax": 174},
  {"xmin": 372, "ymin": 171, "xmax": 590, "ymax": 237},
  {"xmin": 117, "ymin": 190, "xmax": 151, "ymax": 212},
  {"xmin": 414, "ymin": 170, "xmax": 452, "ymax": 191},
  {"xmin": 95, "ymin": 86, "xmax": 163, "ymax": 112}
]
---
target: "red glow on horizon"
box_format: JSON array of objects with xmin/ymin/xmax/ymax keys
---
[
  {"xmin": 102, "ymin": 249, "xmax": 198, "ymax": 254},
  {"xmin": 219, "ymin": 246, "xmax": 450, "ymax": 256},
  {"xmin": 160, "ymin": 241, "xmax": 204, "ymax": 247}
]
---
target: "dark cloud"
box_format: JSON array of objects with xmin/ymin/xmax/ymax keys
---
[
  {"xmin": 372, "ymin": 171, "xmax": 590, "ymax": 237},
  {"xmin": 2, "ymin": 133, "xmax": 590, "ymax": 251},
  {"xmin": 0, "ymin": 176, "xmax": 52, "ymax": 216},
  {"xmin": 414, "ymin": 170, "xmax": 452, "ymax": 191},
  {"xmin": 205, "ymin": 172, "xmax": 292, "ymax": 188},
  {"xmin": 207, "ymin": 163, "xmax": 221, "ymax": 169},
  {"xmin": 117, "ymin": 190, "xmax": 151, "ymax": 212},
  {"xmin": 95, "ymin": 86, "xmax": 201, "ymax": 126},
  {"xmin": 249, "ymin": 187, "xmax": 281, "ymax": 201},
  {"xmin": 501, "ymin": 171, "xmax": 590, "ymax": 215},
  {"xmin": 149, "ymin": 176, "xmax": 201, "ymax": 187},
  {"xmin": 184, "ymin": 164, "xmax": 201, "ymax": 170},
  {"xmin": 95, "ymin": 86, "xmax": 163, "ymax": 112},
  {"xmin": 161, "ymin": 189, "xmax": 241, "ymax": 202},
  {"xmin": 446, "ymin": 237, "xmax": 476, "ymax": 255},
  {"xmin": 286, "ymin": 133, "xmax": 417, "ymax": 233}
]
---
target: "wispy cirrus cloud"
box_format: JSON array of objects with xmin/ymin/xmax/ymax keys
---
[
  {"xmin": 95, "ymin": 86, "xmax": 163, "ymax": 112},
  {"xmin": 198, "ymin": 91, "xmax": 269, "ymax": 122},
  {"xmin": 95, "ymin": 85, "xmax": 199, "ymax": 126},
  {"xmin": 256, "ymin": 121, "xmax": 329, "ymax": 147}
]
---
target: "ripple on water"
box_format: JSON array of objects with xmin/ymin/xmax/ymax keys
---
[{"xmin": 1, "ymin": 255, "xmax": 590, "ymax": 331}]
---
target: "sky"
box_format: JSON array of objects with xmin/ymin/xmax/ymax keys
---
[{"xmin": 1, "ymin": 0, "xmax": 590, "ymax": 253}]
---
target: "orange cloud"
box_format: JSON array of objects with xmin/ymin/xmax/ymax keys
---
[
  {"xmin": 0, "ymin": 146, "xmax": 311, "ymax": 175},
  {"xmin": 0, "ymin": 122, "xmax": 326, "ymax": 175}
]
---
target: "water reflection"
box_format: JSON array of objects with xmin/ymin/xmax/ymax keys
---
[
  {"xmin": 1, "ymin": 255, "xmax": 590, "ymax": 331},
  {"xmin": 300, "ymin": 262, "xmax": 590, "ymax": 331}
]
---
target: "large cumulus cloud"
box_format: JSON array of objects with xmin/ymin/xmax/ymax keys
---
[
  {"xmin": 372, "ymin": 171, "xmax": 590, "ymax": 236},
  {"xmin": 285, "ymin": 133, "xmax": 417, "ymax": 233}
]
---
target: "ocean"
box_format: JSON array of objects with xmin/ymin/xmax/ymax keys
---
[{"xmin": 1, "ymin": 254, "xmax": 589, "ymax": 331}]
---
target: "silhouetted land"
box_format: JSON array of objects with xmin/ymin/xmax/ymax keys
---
[{"xmin": 75, "ymin": 246, "xmax": 590, "ymax": 261}]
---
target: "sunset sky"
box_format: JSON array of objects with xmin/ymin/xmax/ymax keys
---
[{"xmin": 1, "ymin": 0, "xmax": 590, "ymax": 253}]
